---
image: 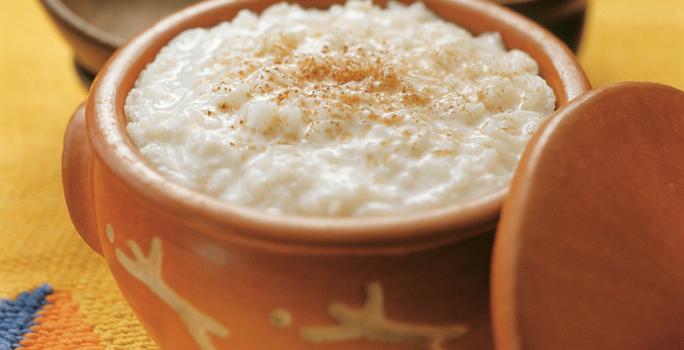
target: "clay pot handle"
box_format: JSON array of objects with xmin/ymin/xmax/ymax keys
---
[{"xmin": 62, "ymin": 103, "xmax": 101, "ymax": 255}]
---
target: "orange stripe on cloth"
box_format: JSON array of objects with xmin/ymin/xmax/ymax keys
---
[{"xmin": 18, "ymin": 291, "xmax": 104, "ymax": 350}]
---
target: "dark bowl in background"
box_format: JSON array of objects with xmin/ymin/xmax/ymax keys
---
[
  {"xmin": 41, "ymin": 0, "xmax": 587, "ymax": 81},
  {"xmin": 504, "ymin": 0, "xmax": 586, "ymax": 51},
  {"xmin": 40, "ymin": 0, "xmax": 196, "ymax": 80}
]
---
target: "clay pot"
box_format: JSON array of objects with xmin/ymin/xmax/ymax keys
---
[{"xmin": 62, "ymin": 0, "xmax": 589, "ymax": 349}]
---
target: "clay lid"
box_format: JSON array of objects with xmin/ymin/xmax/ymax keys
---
[{"xmin": 492, "ymin": 82, "xmax": 684, "ymax": 349}]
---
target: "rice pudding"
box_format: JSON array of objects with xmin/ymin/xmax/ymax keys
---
[{"xmin": 124, "ymin": 1, "xmax": 556, "ymax": 217}]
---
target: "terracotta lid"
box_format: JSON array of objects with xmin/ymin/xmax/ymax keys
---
[{"xmin": 492, "ymin": 82, "xmax": 684, "ymax": 349}]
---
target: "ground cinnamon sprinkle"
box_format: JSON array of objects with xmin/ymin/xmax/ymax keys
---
[
  {"xmin": 125, "ymin": 0, "xmax": 556, "ymax": 217},
  {"xmin": 210, "ymin": 43, "xmax": 433, "ymax": 142}
]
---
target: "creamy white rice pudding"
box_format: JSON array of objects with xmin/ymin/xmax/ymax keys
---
[{"xmin": 125, "ymin": 1, "xmax": 556, "ymax": 217}]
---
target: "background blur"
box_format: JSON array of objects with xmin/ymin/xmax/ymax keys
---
[{"xmin": 0, "ymin": 0, "xmax": 683, "ymax": 348}]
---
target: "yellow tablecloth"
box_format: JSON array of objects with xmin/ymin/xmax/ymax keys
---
[{"xmin": 0, "ymin": 0, "xmax": 682, "ymax": 349}]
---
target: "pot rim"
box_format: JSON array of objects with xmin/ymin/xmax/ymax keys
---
[{"xmin": 87, "ymin": 0, "xmax": 590, "ymax": 251}]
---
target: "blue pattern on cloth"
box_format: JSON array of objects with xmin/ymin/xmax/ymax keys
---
[{"xmin": 0, "ymin": 285, "xmax": 52, "ymax": 350}]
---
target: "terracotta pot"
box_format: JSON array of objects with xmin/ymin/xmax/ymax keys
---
[{"xmin": 62, "ymin": 0, "xmax": 589, "ymax": 349}]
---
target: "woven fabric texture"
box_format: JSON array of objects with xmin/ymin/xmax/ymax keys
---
[
  {"xmin": 0, "ymin": 286, "xmax": 105, "ymax": 350},
  {"xmin": 18, "ymin": 289, "xmax": 104, "ymax": 350},
  {"xmin": 0, "ymin": 0, "xmax": 682, "ymax": 349},
  {"xmin": 0, "ymin": 286, "xmax": 52, "ymax": 349}
]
